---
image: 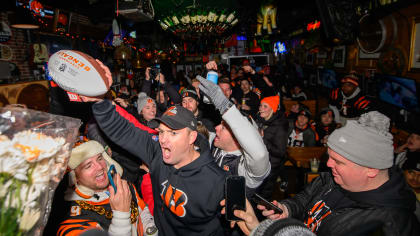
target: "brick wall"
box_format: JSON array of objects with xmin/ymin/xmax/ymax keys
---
[
  {"xmin": 0, "ymin": 11, "xmax": 109, "ymax": 81},
  {"xmin": 1, "ymin": 12, "xmax": 33, "ymax": 80}
]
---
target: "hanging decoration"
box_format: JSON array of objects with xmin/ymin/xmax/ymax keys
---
[
  {"xmin": 256, "ymin": 0, "xmax": 277, "ymax": 35},
  {"xmin": 15, "ymin": 0, "xmax": 54, "ymax": 29},
  {"xmin": 111, "ymin": 19, "xmax": 123, "ymax": 47},
  {"xmin": 156, "ymin": 2, "xmax": 239, "ymax": 38}
]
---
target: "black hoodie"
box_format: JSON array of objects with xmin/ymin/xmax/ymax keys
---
[
  {"xmin": 282, "ymin": 167, "xmax": 420, "ymax": 236},
  {"xmin": 92, "ymin": 100, "xmax": 226, "ymax": 236}
]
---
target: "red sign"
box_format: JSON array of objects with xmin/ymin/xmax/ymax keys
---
[{"xmin": 307, "ymin": 21, "xmax": 321, "ymax": 31}]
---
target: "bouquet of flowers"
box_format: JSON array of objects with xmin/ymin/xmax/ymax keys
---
[{"xmin": 0, "ymin": 107, "xmax": 81, "ymax": 236}]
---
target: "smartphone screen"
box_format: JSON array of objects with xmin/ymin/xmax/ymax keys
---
[
  {"xmin": 252, "ymin": 193, "xmax": 283, "ymax": 215},
  {"xmin": 107, "ymin": 164, "xmax": 117, "ymax": 193},
  {"xmin": 225, "ymin": 176, "xmax": 246, "ymax": 221}
]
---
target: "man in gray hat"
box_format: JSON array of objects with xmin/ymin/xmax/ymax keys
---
[{"xmin": 260, "ymin": 111, "xmax": 420, "ymax": 235}]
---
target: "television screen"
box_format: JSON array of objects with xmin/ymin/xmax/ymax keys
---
[
  {"xmin": 320, "ymin": 69, "xmax": 338, "ymax": 89},
  {"xmin": 377, "ymin": 74, "xmax": 419, "ymax": 112}
]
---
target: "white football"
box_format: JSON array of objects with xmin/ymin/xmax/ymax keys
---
[{"xmin": 48, "ymin": 50, "xmax": 111, "ymax": 97}]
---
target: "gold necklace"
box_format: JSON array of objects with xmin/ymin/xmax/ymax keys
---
[{"xmin": 75, "ymin": 200, "xmax": 139, "ymax": 224}]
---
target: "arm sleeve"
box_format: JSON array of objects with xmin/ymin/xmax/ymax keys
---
[
  {"xmin": 281, "ymin": 174, "xmax": 325, "ymax": 220},
  {"xmin": 92, "ymin": 100, "xmax": 159, "ymax": 166},
  {"xmin": 141, "ymin": 173, "xmax": 155, "ymax": 215},
  {"xmin": 57, "ymin": 219, "xmax": 100, "ymax": 236},
  {"xmin": 141, "ymin": 80, "xmax": 152, "ymax": 95},
  {"xmin": 108, "ymin": 211, "xmax": 131, "ymax": 236},
  {"xmin": 329, "ymin": 88, "xmax": 339, "ymax": 106},
  {"xmin": 222, "ymin": 106, "xmax": 270, "ymax": 188},
  {"xmin": 164, "ymin": 83, "xmax": 182, "ymax": 104}
]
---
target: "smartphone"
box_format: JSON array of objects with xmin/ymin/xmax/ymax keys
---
[
  {"xmin": 252, "ymin": 193, "xmax": 283, "ymax": 215},
  {"xmin": 225, "ymin": 176, "xmax": 246, "ymax": 221},
  {"xmin": 107, "ymin": 164, "xmax": 117, "ymax": 193}
]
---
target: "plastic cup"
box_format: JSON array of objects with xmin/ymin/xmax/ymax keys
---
[
  {"xmin": 310, "ymin": 158, "xmax": 320, "ymax": 173},
  {"xmin": 206, "ymin": 70, "xmax": 218, "ymax": 84}
]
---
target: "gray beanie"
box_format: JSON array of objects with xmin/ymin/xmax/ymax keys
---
[
  {"xmin": 327, "ymin": 111, "xmax": 394, "ymax": 169},
  {"xmin": 250, "ymin": 218, "xmax": 315, "ymax": 236},
  {"xmin": 137, "ymin": 92, "xmax": 155, "ymax": 114}
]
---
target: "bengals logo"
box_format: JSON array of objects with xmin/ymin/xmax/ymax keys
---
[
  {"xmin": 160, "ymin": 180, "xmax": 188, "ymax": 217},
  {"xmin": 304, "ymin": 200, "xmax": 331, "ymax": 232},
  {"xmin": 147, "ymin": 98, "xmax": 154, "ymax": 103},
  {"xmin": 164, "ymin": 106, "xmax": 177, "ymax": 116}
]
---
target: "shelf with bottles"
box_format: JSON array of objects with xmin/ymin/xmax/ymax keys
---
[{"xmin": 157, "ymin": 7, "xmax": 239, "ymax": 37}]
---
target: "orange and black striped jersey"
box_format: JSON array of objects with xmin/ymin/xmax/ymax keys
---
[
  {"xmin": 329, "ymin": 88, "xmax": 372, "ymax": 118},
  {"xmin": 57, "ymin": 219, "xmax": 100, "ymax": 236}
]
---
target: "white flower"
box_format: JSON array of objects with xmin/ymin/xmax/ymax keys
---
[
  {"xmin": 31, "ymin": 158, "xmax": 52, "ymax": 185},
  {"xmin": 19, "ymin": 207, "xmax": 40, "ymax": 232},
  {"xmin": 11, "ymin": 131, "xmax": 65, "ymax": 163},
  {"xmin": 0, "ymin": 155, "xmax": 29, "ymax": 181}
]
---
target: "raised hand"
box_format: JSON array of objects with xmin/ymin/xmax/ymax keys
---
[
  {"xmin": 257, "ymin": 200, "xmax": 289, "ymax": 220},
  {"xmin": 220, "ymin": 199, "xmax": 259, "ymax": 236},
  {"xmin": 206, "ymin": 61, "xmax": 218, "ymax": 71},
  {"xmin": 109, "ymin": 173, "xmax": 132, "ymax": 212},
  {"xmin": 196, "ymin": 75, "xmax": 232, "ymax": 115}
]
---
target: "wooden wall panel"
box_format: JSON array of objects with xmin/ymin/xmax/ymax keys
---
[{"xmin": 0, "ymin": 80, "xmax": 49, "ymax": 111}]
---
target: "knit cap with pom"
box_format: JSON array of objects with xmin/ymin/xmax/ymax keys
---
[
  {"xmin": 327, "ymin": 111, "xmax": 394, "ymax": 169},
  {"xmin": 137, "ymin": 92, "xmax": 155, "ymax": 114}
]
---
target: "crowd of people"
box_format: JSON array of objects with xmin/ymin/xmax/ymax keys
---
[{"xmin": 42, "ymin": 58, "xmax": 420, "ymax": 236}]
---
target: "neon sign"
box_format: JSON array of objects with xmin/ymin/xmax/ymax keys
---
[
  {"xmin": 274, "ymin": 41, "xmax": 286, "ymax": 56},
  {"xmin": 307, "ymin": 20, "xmax": 321, "ymax": 31}
]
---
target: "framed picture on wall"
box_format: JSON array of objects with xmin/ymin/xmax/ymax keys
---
[
  {"xmin": 409, "ymin": 17, "xmax": 420, "ymax": 71},
  {"xmin": 332, "ymin": 46, "xmax": 346, "ymax": 68}
]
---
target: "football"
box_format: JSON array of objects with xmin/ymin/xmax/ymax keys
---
[{"xmin": 48, "ymin": 50, "xmax": 111, "ymax": 97}]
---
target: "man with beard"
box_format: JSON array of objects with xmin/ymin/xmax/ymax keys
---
[{"xmin": 329, "ymin": 73, "xmax": 372, "ymax": 123}]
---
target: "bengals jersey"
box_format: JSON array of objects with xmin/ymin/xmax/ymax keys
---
[
  {"xmin": 57, "ymin": 184, "xmax": 146, "ymax": 236},
  {"xmin": 329, "ymin": 88, "xmax": 372, "ymax": 118}
]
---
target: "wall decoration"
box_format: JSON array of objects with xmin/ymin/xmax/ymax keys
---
[
  {"xmin": 378, "ymin": 46, "xmax": 406, "ymax": 76},
  {"xmin": 0, "ymin": 44, "xmax": 13, "ymax": 61},
  {"xmin": 409, "ymin": 17, "xmax": 420, "ymax": 71},
  {"xmin": 332, "ymin": 45, "xmax": 346, "ymax": 68},
  {"xmin": 256, "ymin": 0, "xmax": 277, "ymax": 35},
  {"xmin": 0, "ymin": 21, "xmax": 12, "ymax": 42}
]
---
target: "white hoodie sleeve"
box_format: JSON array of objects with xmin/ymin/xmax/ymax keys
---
[
  {"xmin": 222, "ymin": 106, "xmax": 271, "ymax": 188},
  {"xmin": 108, "ymin": 210, "xmax": 131, "ymax": 236}
]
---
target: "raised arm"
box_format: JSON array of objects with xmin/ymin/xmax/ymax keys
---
[
  {"xmin": 92, "ymin": 100, "xmax": 159, "ymax": 166},
  {"xmin": 223, "ymin": 106, "xmax": 270, "ymax": 187},
  {"xmin": 196, "ymin": 75, "xmax": 270, "ymax": 187}
]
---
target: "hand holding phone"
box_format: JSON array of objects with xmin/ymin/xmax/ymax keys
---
[
  {"xmin": 225, "ymin": 176, "xmax": 246, "ymax": 221},
  {"xmin": 253, "ymin": 193, "xmax": 283, "ymax": 215},
  {"xmin": 107, "ymin": 164, "xmax": 117, "ymax": 193}
]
